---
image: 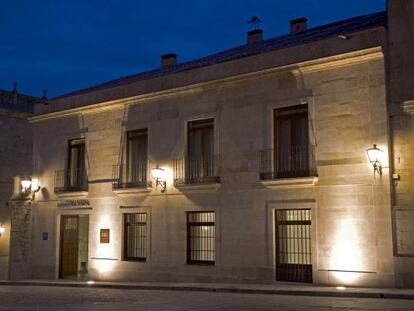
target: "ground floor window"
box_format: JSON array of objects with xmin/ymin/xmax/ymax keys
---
[
  {"xmin": 187, "ymin": 211, "xmax": 215, "ymax": 264},
  {"xmin": 275, "ymin": 209, "xmax": 312, "ymax": 283},
  {"xmin": 124, "ymin": 213, "xmax": 147, "ymax": 261}
]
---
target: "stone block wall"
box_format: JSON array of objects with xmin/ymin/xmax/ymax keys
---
[
  {"xmin": 0, "ymin": 110, "xmax": 32, "ymax": 279},
  {"xmin": 28, "ymin": 46, "xmax": 395, "ymax": 287},
  {"xmin": 387, "ymin": 0, "xmax": 414, "ymax": 287}
]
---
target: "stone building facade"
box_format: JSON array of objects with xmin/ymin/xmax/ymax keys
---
[
  {"xmin": 387, "ymin": 0, "xmax": 414, "ymax": 288},
  {"xmin": 0, "ymin": 86, "xmax": 36, "ymax": 279},
  {"xmin": 9, "ymin": 1, "xmax": 414, "ymax": 287}
]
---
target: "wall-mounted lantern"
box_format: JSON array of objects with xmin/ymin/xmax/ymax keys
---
[
  {"xmin": 20, "ymin": 177, "xmax": 41, "ymax": 199},
  {"xmin": 0, "ymin": 224, "xmax": 5, "ymax": 238},
  {"xmin": 152, "ymin": 165, "xmax": 166, "ymax": 192},
  {"xmin": 366, "ymin": 144, "xmax": 384, "ymax": 177}
]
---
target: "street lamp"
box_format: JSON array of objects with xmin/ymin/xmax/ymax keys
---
[
  {"xmin": 366, "ymin": 144, "xmax": 384, "ymax": 177},
  {"xmin": 0, "ymin": 224, "xmax": 5, "ymax": 238},
  {"xmin": 20, "ymin": 177, "xmax": 41, "ymax": 199},
  {"xmin": 152, "ymin": 165, "xmax": 166, "ymax": 192}
]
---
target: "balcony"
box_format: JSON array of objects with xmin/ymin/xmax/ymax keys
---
[
  {"xmin": 173, "ymin": 155, "xmax": 220, "ymax": 187},
  {"xmin": 112, "ymin": 163, "xmax": 152, "ymax": 190},
  {"xmin": 259, "ymin": 145, "xmax": 317, "ymax": 181},
  {"xmin": 54, "ymin": 168, "xmax": 88, "ymax": 193}
]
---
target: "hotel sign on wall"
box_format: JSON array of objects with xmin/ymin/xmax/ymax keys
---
[
  {"xmin": 57, "ymin": 200, "xmax": 91, "ymax": 209},
  {"xmin": 100, "ymin": 229, "xmax": 110, "ymax": 243}
]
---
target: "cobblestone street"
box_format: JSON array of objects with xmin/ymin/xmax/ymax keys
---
[{"xmin": 0, "ymin": 286, "xmax": 412, "ymax": 311}]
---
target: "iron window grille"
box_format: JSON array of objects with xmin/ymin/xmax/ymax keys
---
[
  {"xmin": 275, "ymin": 209, "xmax": 312, "ymax": 283},
  {"xmin": 124, "ymin": 213, "xmax": 147, "ymax": 261},
  {"xmin": 187, "ymin": 211, "xmax": 215, "ymax": 265}
]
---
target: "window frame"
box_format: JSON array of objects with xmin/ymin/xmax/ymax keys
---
[
  {"xmin": 66, "ymin": 138, "xmax": 86, "ymax": 190},
  {"xmin": 123, "ymin": 212, "xmax": 148, "ymax": 262},
  {"xmin": 273, "ymin": 104, "xmax": 310, "ymax": 178},
  {"xmin": 125, "ymin": 129, "xmax": 148, "ymax": 186},
  {"xmin": 186, "ymin": 118, "xmax": 215, "ymax": 182},
  {"xmin": 186, "ymin": 211, "xmax": 216, "ymax": 265}
]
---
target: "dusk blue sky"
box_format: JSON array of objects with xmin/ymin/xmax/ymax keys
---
[{"xmin": 0, "ymin": 0, "xmax": 385, "ymax": 98}]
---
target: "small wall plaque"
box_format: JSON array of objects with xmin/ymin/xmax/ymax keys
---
[
  {"xmin": 42, "ymin": 232, "xmax": 48, "ymax": 241},
  {"xmin": 100, "ymin": 229, "xmax": 110, "ymax": 244}
]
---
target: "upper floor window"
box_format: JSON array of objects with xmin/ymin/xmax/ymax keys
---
[
  {"xmin": 260, "ymin": 105, "xmax": 316, "ymax": 180},
  {"xmin": 55, "ymin": 138, "xmax": 88, "ymax": 193},
  {"xmin": 188, "ymin": 119, "xmax": 214, "ymax": 180},
  {"xmin": 113, "ymin": 129, "xmax": 150, "ymax": 189},
  {"xmin": 173, "ymin": 119, "xmax": 220, "ymax": 186}
]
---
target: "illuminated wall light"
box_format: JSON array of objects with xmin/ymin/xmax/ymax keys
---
[
  {"xmin": 366, "ymin": 144, "xmax": 385, "ymax": 177},
  {"xmin": 331, "ymin": 271, "xmax": 360, "ymax": 285},
  {"xmin": 20, "ymin": 176, "xmax": 41, "ymax": 200},
  {"xmin": 329, "ymin": 218, "xmax": 363, "ymax": 285},
  {"xmin": 21, "ymin": 179, "xmax": 32, "ymax": 192},
  {"xmin": 0, "ymin": 224, "xmax": 5, "ymax": 238},
  {"xmin": 30, "ymin": 178, "xmax": 41, "ymax": 192},
  {"xmin": 93, "ymin": 214, "xmax": 117, "ymax": 275},
  {"xmin": 94, "ymin": 260, "xmax": 116, "ymax": 274},
  {"xmin": 152, "ymin": 165, "xmax": 167, "ymax": 192}
]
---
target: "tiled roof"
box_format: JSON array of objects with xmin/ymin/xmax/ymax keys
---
[
  {"xmin": 54, "ymin": 11, "xmax": 386, "ymax": 100},
  {"xmin": 0, "ymin": 90, "xmax": 38, "ymax": 114}
]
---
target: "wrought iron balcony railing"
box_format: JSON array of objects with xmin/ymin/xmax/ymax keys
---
[
  {"xmin": 259, "ymin": 145, "xmax": 317, "ymax": 180},
  {"xmin": 173, "ymin": 155, "xmax": 220, "ymax": 186},
  {"xmin": 112, "ymin": 162, "xmax": 152, "ymax": 189},
  {"xmin": 54, "ymin": 168, "xmax": 88, "ymax": 193}
]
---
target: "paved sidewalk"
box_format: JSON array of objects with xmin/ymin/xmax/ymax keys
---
[{"xmin": 1, "ymin": 280, "xmax": 414, "ymax": 301}]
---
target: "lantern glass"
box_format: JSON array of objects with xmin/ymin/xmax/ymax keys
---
[
  {"xmin": 0, "ymin": 225, "xmax": 5, "ymax": 234},
  {"xmin": 21, "ymin": 179, "xmax": 32, "ymax": 191},
  {"xmin": 366, "ymin": 144, "xmax": 383, "ymax": 164},
  {"xmin": 31, "ymin": 178, "xmax": 40, "ymax": 192},
  {"xmin": 152, "ymin": 166, "xmax": 165, "ymax": 180}
]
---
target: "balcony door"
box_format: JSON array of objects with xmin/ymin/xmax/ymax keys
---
[
  {"xmin": 187, "ymin": 119, "xmax": 214, "ymax": 183},
  {"xmin": 67, "ymin": 139, "xmax": 86, "ymax": 190},
  {"xmin": 274, "ymin": 105, "xmax": 309, "ymax": 178},
  {"xmin": 126, "ymin": 129, "xmax": 148, "ymax": 187}
]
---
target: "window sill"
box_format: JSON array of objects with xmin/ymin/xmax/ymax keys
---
[
  {"xmin": 123, "ymin": 259, "xmax": 147, "ymax": 262},
  {"xmin": 261, "ymin": 176, "xmax": 318, "ymax": 188},
  {"xmin": 175, "ymin": 183, "xmax": 221, "ymax": 192},
  {"xmin": 113, "ymin": 187, "xmax": 152, "ymax": 197},
  {"xmin": 186, "ymin": 262, "xmax": 215, "ymax": 266},
  {"xmin": 55, "ymin": 191, "xmax": 88, "ymax": 198}
]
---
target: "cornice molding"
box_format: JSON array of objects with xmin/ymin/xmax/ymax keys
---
[{"xmin": 29, "ymin": 47, "xmax": 383, "ymax": 123}]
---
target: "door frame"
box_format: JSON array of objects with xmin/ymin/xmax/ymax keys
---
[
  {"xmin": 265, "ymin": 200, "xmax": 317, "ymax": 284},
  {"xmin": 58, "ymin": 213, "xmax": 89, "ymax": 279}
]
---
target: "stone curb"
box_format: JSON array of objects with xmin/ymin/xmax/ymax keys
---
[{"xmin": 0, "ymin": 281, "xmax": 413, "ymax": 301}]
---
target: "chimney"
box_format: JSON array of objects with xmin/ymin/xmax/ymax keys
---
[
  {"xmin": 12, "ymin": 82, "xmax": 18, "ymax": 105},
  {"xmin": 161, "ymin": 53, "xmax": 177, "ymax": 68},
  {"xmin": 247, "ymin": 29, "xmax": 263, "ymax": 44},
  {"xmin": 290, "ymin": 17, "xmax": 307, "ymax": 34}
]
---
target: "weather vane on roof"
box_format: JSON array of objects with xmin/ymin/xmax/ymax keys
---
[{"xmin": 248, "ymin": 16, "xmax": 262, "ymax": 30}]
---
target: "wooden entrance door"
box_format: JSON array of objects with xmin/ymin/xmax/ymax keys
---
[{"xmin": 60, "ymin": 215, "xmax": 79, "ymax": 278}]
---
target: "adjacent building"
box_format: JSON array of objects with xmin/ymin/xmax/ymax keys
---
[
  {"xmin": 8, "ymin": 0, "xmax": 414, "ymax": 287},
  {"xmin": 0, "ymin": 85, "xmax": 36, "ymax": 279}
]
